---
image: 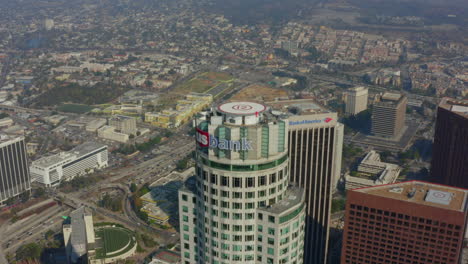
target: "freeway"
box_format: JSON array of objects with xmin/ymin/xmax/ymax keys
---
[
  {"xmin": 57, "ymin": 192, "xmax": 178, "ymax": 245},
  {"xmin": 5, "ymin": 211, "xmax": 70, "ymax": 255},
  {"xmin": 102, "ymin": 136, "xmax": 194, "ymax": 185}
]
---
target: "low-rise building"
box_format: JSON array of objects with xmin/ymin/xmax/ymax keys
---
[
  {"xmin": 345, "ymin": 150, "xmax": 401, "ymax": 190},
  {"xmin": 149, "ymin": 250, "xmax": 181, "ymax": 264},
  {"xmin": 141, "ymin": 203, "xmax": 170, "ymax": 225},
  {"xmin": 0, "ymin": 117, "xmax": 13, "ymax": 128},
  {"xmin": 45, "ymin": 115, "xmax": 67, "ymax": 126},
  {"xmin": 30, "ymin": 142, "xmax": 108, "ymax": 187},
  {"xmin": 97, "ymin": 126, "xmax": 129, "ymax": 143},
  {"xmin": 145, "ymin": 92, "xmax": 212, "ymax": 128},
  {"xmin": 85, "ymin": 118, "xmax": 107, "ymax": 132},
  {"xmin": 140, "ymin": 180, "xmax": 185, "ymax": 226},
  {"xmin": 103, "ymin": 104, "xmax": 143, "ymax": 116}
]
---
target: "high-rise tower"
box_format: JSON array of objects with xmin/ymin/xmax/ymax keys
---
[
  {"xmin": 179, "ymin": 102, "xmax": 306, "ymax": 264},
  {"xmin": 0, "ymin": 136, "xmax": 31, "ymax": 204},
  {"xmin": 430, "ymin": 97, "xmax": 468, "ymax": 188},
  {"xmin": 371, "ymin": 92, "xmax": 407, "ymax": 138},
  {"xmin": 345, "ymin": 86, "xmax": 368, "ymax": 116},
  {"xmin": 341, "ymin": 181, "xmax": 468, "ymax": 264},
  {"xmin": 268, "ymin": 99, "xmax": 344, "ymax": 264}
]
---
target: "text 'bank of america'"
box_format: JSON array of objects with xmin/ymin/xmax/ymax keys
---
[{"xmin": 179, "ymin": 102, "xmax": 307, "ymax": 264}]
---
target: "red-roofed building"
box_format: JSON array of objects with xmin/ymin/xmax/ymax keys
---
[{"xmin": 150, "ymin": 250, "xmax": 181, "ymax": 264}]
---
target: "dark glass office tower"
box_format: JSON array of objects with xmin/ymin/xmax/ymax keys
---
[
  {"xmin": 0, "ymin": 136, "xmax": 31, "ymax": 204},
  {"xmin": 430, "ymin": 97, "xmax": 468, "ymax": 188}
]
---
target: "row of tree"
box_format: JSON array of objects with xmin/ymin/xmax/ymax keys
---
[{"xmin": 98, "ymin": 193, "xmax": 123, "ymax": 212}]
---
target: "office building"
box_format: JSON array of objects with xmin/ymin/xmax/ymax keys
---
[
  {"xmin": 179, "ymin": 102, "xmax": 306, "ymax": 264},
  {"xmin": 341, "ymin": 181, "xmax": 468, "ymax": 264},
  {"xmin": 269, "ymin": 99, "xmax": 343, "ymax": 264},
  {"xmin": 371, "ymin": 92, "xmax": 407, "ymax": 138},
  {"xmin": 345, "ymin": 150, "xmax": 401, "ymax": 190},
  {"xmin": 64, "ymin": 207, "xmax": 137, "ymax": 264},
  {"xmin": 30, "ymin": 142, "xmax": 108, "ymax": 187},
  {"xmin": 44, "ymin": 19, "xmax": 54, "ymax": 30},
  {"xmin": 0, "ymin": 136, "xmax": 31, "ymax": 205},
  {"xmin": 85, "ymin": 118, "xmax": 107, "ymax": 132},
  {"xmin": 345, "ymin": 86, "xmax": 368, "ymax": 115},
  {"xmin": 430, "ymin": 97, "xmax": 468, "ymax": 188},
  {"xmin": 108, "ymin": 115, "xmax": 137, "ymax": 135},
  {"xmin": 97, "ymin": 125, "xmax": 129, "ymax": 143}
]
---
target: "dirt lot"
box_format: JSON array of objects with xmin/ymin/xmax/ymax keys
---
[{"xmin": 229, "ymin": 84, "xmax": 289, "ymax": 102}]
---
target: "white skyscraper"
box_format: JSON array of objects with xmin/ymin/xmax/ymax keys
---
[
  {"xmin": 345, "ymin": 86, "xmax": 368, "ymax": 115},
  {"xmin": 179, "ymin": 102, "xmax": 306, "ymax": 264},
  {"xmin": 44, "ymin": 19, "xmax": 54, "ymax": 30}
]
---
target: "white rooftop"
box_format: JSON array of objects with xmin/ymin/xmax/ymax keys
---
[
  {"xmin": 217, "ymin": 102, "xmax": 266, "ymax": 116},
  {"xmin": 425, "ymin": 189, "xmax": 453, "ymax": 205}
]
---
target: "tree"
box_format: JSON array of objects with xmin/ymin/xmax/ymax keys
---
[
  {"xmin": 19, "ymin": 191, "xmax": 30, "ymax": 203},
  {"xmin": 0, "ymin": 112, "xmax": 9, "ymax": 119},
  {"xmin": 45, "ymin": 230, "xmax": 54, "ymax": 240},
  {"xmin": 331, "ymin": 198, "xmax": 346, "ymax": 213},
  {"xmin": 138, "ymin": 211, "xmax": 149, "ymax": 222},
  {"xmin": 16, "ymin": 243, "xmax": 42, "ymax": 261},
  {"xmin": 130, "ymin": 183, "xmax": 137, "ymax": 193}
]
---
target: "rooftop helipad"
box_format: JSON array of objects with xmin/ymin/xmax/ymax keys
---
[{"xmin": 217, "ymin": 102, "xmax": 266, "ymax": 116}]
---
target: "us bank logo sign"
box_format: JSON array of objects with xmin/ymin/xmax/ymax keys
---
[
  {"xmin": 289, "ymin": 117, "xmax": 333, "ymax": 126},
  {"xmin": 196, "ymin": 128, "xmax": 253, "ymax": 151}
]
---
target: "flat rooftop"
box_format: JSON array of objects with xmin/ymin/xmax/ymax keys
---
[
  {"xmin": 109, "ymin": 115, "xmax": 134, "ymax": 121},
  {"xmin": 381, "ymin": 92, "xmax": 402, "ymax": 101},
  {"xmin": 32, "ymin": 142, "xmax": 106, "ymax": 168},
  {"xmin": 375, "ymin": 92, "xmax": 406, "ymax": 107},
  {"xmin": 354, "ymin": 181, "xmax": 468, "ymax": 212},
  {"xmin": 266, "ymin": 99, "xmax": 331, "ymax": 115},
  {"xmin": 0, "ymin": 135, "xmax": 23, "ymax": 145},
  {"xmin": 259, "ymin": 186, "xmax": 304, "ymax": 215},
  {"xmin": 69, "ymin": 207, "xmax": 89, "ymax": 254},
  {"xmin": 217, "ymin": 102, "xmax": 266, "ymax": 116},
  {"xmin": 439, "ymin": 97, "xmax": 468, "ymax": 118}
]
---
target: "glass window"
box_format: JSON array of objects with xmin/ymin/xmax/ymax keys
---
[
  {"xmin": 258, "ymin": 225, "xmax": 263, "ymax": 232},
  {"xmin": 259, "ymin": 176, "xmax": 266, "ymax": 186},
  {"xmin": 247, "ymin": 177, "xmax": 255, "ymax": 187},
  {"xmin": 267, "ymin": 248, "xmax": 274, "ymax": 255},
  {"xmin": 222, "ymin": 211, "xmax": 230, "ymax": 218},
  {"xmin": 269, "ymin": 173, "xmax": 276, "ymax": 183},
  {"xmin": 269, "ymin": 215, "xmax": 275, "ymax": 223},
  {"xmin": 233, "ymin": 177, "xmax": 242, "ymax": 188},
  {"xmin": 221, "ymin": 176, "xmax": 229, "ymax": 187},
  {"xmin": 211, "ymin": 174, "xmax": 218, "ymax": 184}
]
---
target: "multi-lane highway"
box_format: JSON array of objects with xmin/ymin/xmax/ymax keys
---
[{"xmin": 1, "ymin": 204, "xmax": 71, "ymax": 257}]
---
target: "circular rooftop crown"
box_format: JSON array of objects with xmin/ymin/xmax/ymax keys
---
[{"xmin": 217, "ymin": 102, "xmax": 266, "ymax": 116}]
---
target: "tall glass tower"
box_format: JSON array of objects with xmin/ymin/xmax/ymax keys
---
[{"xmin": 179, "ymin": 102, "xmax": 306, "ymax": 264}]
